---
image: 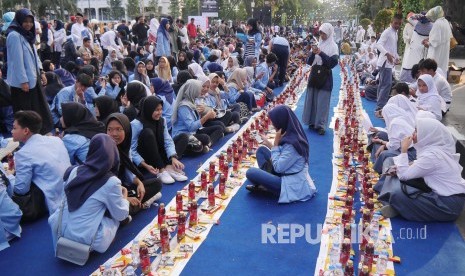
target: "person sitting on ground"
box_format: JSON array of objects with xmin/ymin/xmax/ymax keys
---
[
  {"xmin": 48, "ymin": 134, "xmax": 130, "ymax": 254},
  {"xmin": 94, "ymin": 95, "xmax": 120, "ymax": 123},
  {"xmin": 8, "ymin": 111, "xmax": 71, "ymax": 218},
  {"xmin": 245, "ymin": 105, "xmax": 317, "ymax": 202},
  {"xmin": 172, "ymin": 70, "xmax": 193, "ymax": 96},
  {"xmin": 60, "ymin": 102, "xmax": 105, "ymax": 165},
  {"xmin": 226, "ymin": 68, "xmax": 259, "ymax": 112},
  {"xmin": 128, "ymin": 61, "xmax": 151, "ymax": 88},
  {"xmin": 106, "ymin": 113, "xmax": 162, "ymax": 215},
  {"xmin": 51, "ymin": 73, "xmax": 95, "ymax": 126},
  {"xmin": 0, "ymin": 172, "xmax": 22, "ymax": 251},
  {"xmin": 375, "ymin": 118, "xmax": 465, "ymax": 221},
  {"xmin": 418, "ymin": 58, "xmax": 452, "ymax": 114},
  {"xmin": 122, "ymin": 81, "xmax": 149, "ymax": 121},
  {"xmin": 150, "ymin": 77, "xmax": 176, "ymax": 130},
  {"xmin": 207, "ymin": 73, "xmax": 242, "ymax": 126},
  {"xmin": 172, "ymin": 79, "xmax": 224, "ymax": 154},
  {"xmin": 416, "ymin": 74, "xmax": 444, "ymax": 120},
  {"xmin": 131, "ymin": 96, "xmax": 189, "ymax": 184},
  {"xmin": 99, "ymin": 70, "xmax": 126, "ymax": 102}
]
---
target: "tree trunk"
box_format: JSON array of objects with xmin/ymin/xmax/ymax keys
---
[{"xmin": 443, "ymin": 0, "xmax": 465, "ymax": 27}]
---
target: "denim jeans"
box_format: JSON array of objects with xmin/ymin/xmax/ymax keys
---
[{"xmin": 245, "ymin": 146, "xmax": 281, "ymax": 195}]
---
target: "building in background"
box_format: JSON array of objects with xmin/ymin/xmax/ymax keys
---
[{"xmin": 76, "ymin": 0, "xmax": 170, "ymax": 21}]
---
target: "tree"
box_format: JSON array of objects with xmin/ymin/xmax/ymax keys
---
[
  {"xmin": 127, "ymin": 0, "xmax": 141, "ymax": 19},
  {"xmin": 0, "ymin": 0, "xmax": 77, "ymax": 20},
  {"xmin": 374, "ymin": 8, "xmax": 393, "ymax": 33},
  {"xmin": 169, "ymin": 0, "xmax": 181, "ymax": 18},
  {"xmin": 146, "ymin": 0, "xmax": 159, "ymax": 16},
  {"xmin": 360, "ymin": 18, "xmax": 372, "ymax": 30},
  {"xmin": 108, "ymin": 0, "xmax": 125, "ymax": 20}
]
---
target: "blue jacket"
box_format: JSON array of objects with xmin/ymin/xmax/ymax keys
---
[
  {"xmin": 6, "ymin": 31, "xmax": 42, "ymax": 89},
  {"xmin": 172, "ymin": 105, "xmax": 201, "ymax": 138},
  {"xmin": 51, "ymin": 85, "xmax": 96, "ymax": 125},
  {"xmin": 100, "ymin": 84, "xmax": 122, "ymax": 100},
  {"xmin": 155, "ymin": 32, "xmax": 171, "ymax": 57},
  {"xmin": 130, "ymin": 118, "xmax": 177, "ymax": 166},
  {"xmin": 48, "ymin": 167, "xmax": 129, "ymax": 253},
  {"xmin": 271, "ymin": 143, "xmax": 316, "ymax": 203},
  {"xmin": 0, "ymin": 185, "xmax": 22, "ymax": 251},
  {"xmin": 8, "ymin": 134, "xmax": 71, "ymax": 214},
  {"xmin": 226, "ymin": 86, "xmax": 241, "ymax": 104},
  {"xmin": 253, "ymin": 62, "xmax": 270, "ymax": 90},
  {"xmin": 62, "ymin": 134, "xmax": 90, "ymax": 165}
]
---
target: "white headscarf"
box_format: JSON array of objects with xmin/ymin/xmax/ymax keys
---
[
  {"xmin": 415, "ymin": 118, "xmax": 456, "ymax": 157},
  {"xmin": 387, "ymin": 94, "xmax": 417, "ymax": 122},
  {"xmin": 415, "ymin": 110, "xmax": 436, "ymax": 120},
  {"xmin": 382, "ymin": 103, "xmax": 415, "ymax": 131},
  {"xmin": 188, "ymin": 63, "xmax": 206, "ymax": 78},
  {"xmin": 318, "ymin": 23, "xmax": 339, "ymax": 57},
  {"xmin": 149, "ymin": 18, "xmax": 159, "ymax": 38},
  {"xmin": 416, "ymin": 74, "xmax": 446, "ymax": 116}
]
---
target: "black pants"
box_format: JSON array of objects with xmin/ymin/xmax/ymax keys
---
[
  {"xmin": 271, "ymin": 44, "xmax": 290, "ymax": 85},
  {"xmin": 137, "ymin": 128, "xmax": 170, "ymax": 169},
  {"xmin": 102, "ymin": 48, "xmax": 109, "ymax": 62},
  {"xmin": 195, "ymin": 125, "xmax": 224, "ymax": 146},
  {"xmin": 52, "ymin": 51, "xmax": 61, "ymax": 68},
  {"xmin": 173, "ymin": 132, "xmax": 189, "ymax": 157},
  {"xmin": 10, "ymin": 84, "xmax": 54, "ymax": 134},
  {"xmin": 127, "ymin": 177, "xmax": 162, "ymax": 215}
]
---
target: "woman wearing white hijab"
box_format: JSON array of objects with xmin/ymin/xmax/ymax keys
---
[
  {"xmin": 416, "ymin": 74, "xmax": 444, "ymax": 120},
  {"xmin": 376, "ymin": 118, "xmax": 465, "ymax": 221},
  {"xmin": 371, "ymin": 104, "xmax": 416, "ymax": 174},
  {"xmin": 424, "ymin": 6, "xmax": 452, "ymax": 74},
  {"xmin": 187, "ymin": 63, "xmax": 206, "ymax": 79},
  {"xmin": 148, "ymin": 18, "xmax": 159, "ymax": 43},
  {"xmin": 302, "ymin": 22, "xmax": 339, "ymax": 135},
  {"xmin": 387, "ymin": 94, "xmax": 418, "ymax": 121}
]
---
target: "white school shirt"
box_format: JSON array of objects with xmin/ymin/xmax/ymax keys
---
[
  {"xmin": 433, "ymin": 73, "xmax": 452, "ymax": 108},
  {"xmin": 375, "ymin": 26, "xmax": 399, "ymax": 69}
]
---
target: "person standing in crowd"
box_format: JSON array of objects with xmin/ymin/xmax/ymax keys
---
[
  {"xmin": 423, "ymin": 6, "xmax": 452, "ymax": 75},
  {"xmin": 132, "ymin": 16, "xmax": 149, "ymax": 46},
  {"xmin": 245, "ymin": 18, "xmax": 262, "ymax": 60},
  {"xmin": 376, "ymin": 118, "xmax": 465, "ymax": 221},
  {"xmin": 116, "ymin": 19, "xmax": 131, "ymax": 41},
  {"xmin": 269, "ymin": 35, "xmax": 290, "ymax": 87},
  {"xmin": 187, "ymin": 18, "xmax": 197, "ymax": 43},
  {"xmin": 52, "ymin": 20, "xmax": 66, "ymax": 67},
  {"xmin": 6, "ymin": 8, "xmax": 54, "ymax": 135},
  {"xmin": 100, "ymin": 29, "xmax": 125, "ymax": 60},
  {"xmin": 155, "ymin": 19, "xmax": 171, "ymax": 65},
  {"xmin": 302, "ymin": 23, "xmax": 339, "ymax": 135},
  {"xmin": 71, "ymin": 13, "xmax": 85, "ymax": 48},
  {"xmin": 245, "ymin": 105, "xmax": 316, "ymax": 203},
  {"xmin": 333, "ymin": 21, "xmax": 343, "ymax": 54},
  {"xmin": 48, "ymin": 134, "xmax": 130, "ymax": 254},
  {"xmin": 374, "ymin": 14, "xmax": 402, "ymax": 117},
  {"xmin": 9, "ymin": 111, "xmax": 71, "ymax": 217}
]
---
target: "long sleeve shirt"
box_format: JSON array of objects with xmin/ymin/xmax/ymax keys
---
[{"xmin": 375, "ymin": 26, "xmax": 399, "ymax": 69}]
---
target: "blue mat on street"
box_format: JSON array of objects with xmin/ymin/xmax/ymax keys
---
[{"xmin": 1, "ymin": 67, "xmax": 464, "ymax": 275}]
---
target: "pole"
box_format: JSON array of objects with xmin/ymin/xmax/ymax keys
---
[{"xmin": 88, "ymin": 0, "xmax": 91, "ymax": 19}]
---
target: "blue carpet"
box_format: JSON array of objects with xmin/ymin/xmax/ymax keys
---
[{"xmin": 182, "ymin": 68, "xmax": 342, "ymax": 275}]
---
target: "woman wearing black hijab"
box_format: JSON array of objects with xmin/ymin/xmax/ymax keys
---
[
  {"xmin": 39, "ymin": 20, "xmax": 51, "ymax": 61},
  {"xmin": 6, "ymin": 8, "xmax": 54, "ymax": 135},
  {"xmin": 177, "ymin": 51, "xmax": 189, "ymax": 71},
  {"xmin": 131, "ymin": 96, "xmax": 188, "ymax": 184},
  {"xmin": 44, "ymin": 71, "xmax": 64, "ymax": 105},
  {"xmin": 123, "ymin": 81, "xmax": 148, "ymax": 121},
  {"xmin": 60, "ymin": 102, "xmax": 105, "ymax": 165},
  {"xmin": 52, "ymin": 20, "xmax": 65, "ymax": 67},
  {"xmin": 171, "ymin": 70, "xmax": 193, "ymax": 96},
  {"xmin": 94, "ymin": 95, "xmax": 119, "ymax": 123},
  {"xmin": 49, "ymin": 134, "xmax": 130, "ymax": 254},
  {"xmin": 106, "ymin": 113, "xmax": 162, "ymax": 214}
]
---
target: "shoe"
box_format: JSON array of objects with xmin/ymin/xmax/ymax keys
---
[
  {"xmin": 168, "ymin": 170, "xmax": 188, "ymax": 182},
  {"xmin": 380, "ymin": 205, "xmax": 399, "ymax": 218},
  {"xmin": 318, "ymin": 128, "xmax": 326, "ymax": 135},
  {"xmin": 202, "ymin": 145, "xmax": 210, "ymax": 153},
  {"xmin": 121, "ymin": 215, "xmax": 132, "ymax": 226},
  {"xmin": 225, "ymin": 123, "xmax": 240, "ymax": 133},
  {"xmin": 158, "ymin": 170, "xmax": 175, "ymax": 184}
]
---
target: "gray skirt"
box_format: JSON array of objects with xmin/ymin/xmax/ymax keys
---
[
  {"xmin": 302, "ymin": 86, "xmax": 331, "ymax": 129},
  {"xmin": 376, "ymin": 158, "xmax": 465, "ymax": 222}
]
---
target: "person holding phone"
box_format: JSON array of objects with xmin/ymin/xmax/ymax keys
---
[
  {"xmin": 245, "ymin": 105, "xmax": 316, "ymax": 203},
  {"xmin": 302, "ymin": 23, "xmax": 339, "ymax": 135}
]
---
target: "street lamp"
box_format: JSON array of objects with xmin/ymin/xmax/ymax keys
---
[{"xmin": 251, "ymin": 1, "xmax": 255, "ymax": 17}]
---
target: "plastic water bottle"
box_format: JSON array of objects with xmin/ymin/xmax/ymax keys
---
[
  {"xmin": 102, "ymin": 264, "xmax": 112, "ymax": 276},
  {"xmin": 131, "ymin": 239, "xmax": 140, "ymax": 266}
]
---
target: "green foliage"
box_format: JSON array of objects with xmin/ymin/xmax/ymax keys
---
[
  {"xmin": 169, "ymin": 0, "xmax": 181, "ymax": 18},
  {"xmin": 127, "ymin": 0, "xmax": 141, "ymax": 19},
  {"xmin": 182, "ymin": 0, "xmax": 199, "ymax": 19},
  {"xmin": 146, "ymin": 0, "xmax": 160, "ymax": 16},
  {"xmin": 108, "ymin": 0, "xmax": 125, "ymax": 20},
  {"xmin": 360, "ymin": 18, "xmax": 372, "ymax": 30},
  {"xmin": 374, "ymin": 8, "xmax": 393, "ymax": 33}
]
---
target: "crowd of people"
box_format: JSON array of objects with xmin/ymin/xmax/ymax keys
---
[
  {"xmin": 0, "ymin": 8, "xmax": 319, "ymax": 254},
  {"xmin": 0, "ymin": 4, "xmax": 464, "ymax": 269}
]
